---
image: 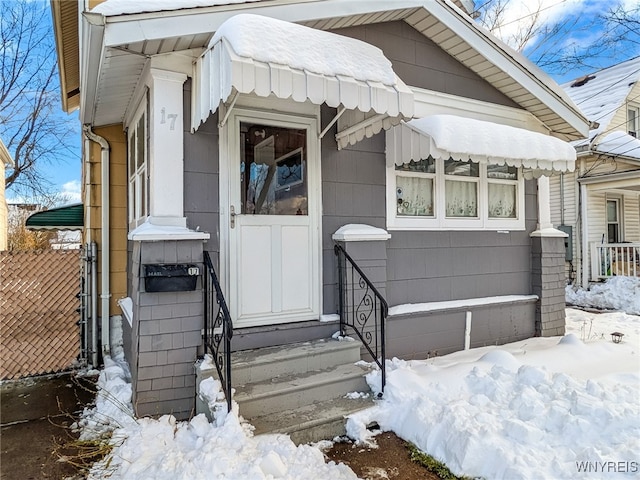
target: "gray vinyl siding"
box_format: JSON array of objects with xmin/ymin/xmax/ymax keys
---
[
  {"xmin": 321, "ymin": 107, "xmax": 387, "ymax": 314},
  {"xmin": 332, "ymin": 21, "xmax": 520, "ymax": 108},
  {"xmin": 386, "ymin": 300, "xmax": 537, "ymax": 360},
  {"xmin": 386, "ymin": 181, "xmax": 537, "ymax": 306},
  {"xmin": 183, "ymin": 79, "xmax": 220, "ymax": 263}
]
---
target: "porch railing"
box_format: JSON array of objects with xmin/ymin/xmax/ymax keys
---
[
  {"xmin": 203, "ymin": 251, "xmax": 233, "ymax": 413},
  {"xmin": 334, "ymin": 243, "xmax": 388, "ymax": 395},
  {"xmin": 590, "ymin": 242, "xmax": 640, "ymax": 280}
]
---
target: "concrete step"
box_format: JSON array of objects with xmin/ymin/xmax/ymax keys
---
[
  {"xmin": 235, "ymin": 363, "xmax": 370, "ymax": 418},
  {"xmin": 230, "ymin": 338, "xmax": 362, "ymax": 385},
  {"xmin": 250, "ymin": 395, "xmax": 374, "ymax": 445}
]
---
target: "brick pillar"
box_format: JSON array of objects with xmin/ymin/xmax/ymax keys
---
[{"xmin": 531, "ymin": 235, "xmax": 567, "ymax": 337}]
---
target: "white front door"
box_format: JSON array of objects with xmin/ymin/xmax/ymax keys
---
[{"xmin": 225, "ymin": 109, "xmax": 320, "ymax": 327}]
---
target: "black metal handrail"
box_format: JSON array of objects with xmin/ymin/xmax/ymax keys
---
[
  {"xmin": 334, "ymin": 243, "xmax": 388, "ymax": 394},
  {"xmin": 203, "ymin": 251, "xmax": 233, "ymax": 413}
]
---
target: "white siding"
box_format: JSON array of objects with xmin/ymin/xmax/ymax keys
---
[
  {"xmin": 623, "ymin": 193, "xmax": 640, "ymax": 242},
  {"xmin": 549, "ymin": 170, "xmax": 578, "ymax": 277},
  {"xmin": 606, "ymin": 80, "xmax": 640, "ymax": 136}
]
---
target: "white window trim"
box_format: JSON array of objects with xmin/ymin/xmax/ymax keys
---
[
  {"xmin": 127, "ymin": 99, "xmax": 148, "ymax": 229},
  {"xmin": 386, "ymin": 156, "xmax": 525, "ymax": 231},
  {"xmin": 628, "ymin": 104, "xmax": 639, "ymax": 138},
  {"xmin": 606, "ymin": 195, "xmax": 623, "ymax": 243}
]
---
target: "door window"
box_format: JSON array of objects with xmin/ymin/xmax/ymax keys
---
[{"xmin": 240, "ymin": 122, "xmax": 307, "ymax": 215}]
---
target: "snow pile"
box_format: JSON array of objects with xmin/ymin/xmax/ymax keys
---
[
  {"xmin": 74, "ymin": 354, "xmax": 136, "ymax": 441},
  {"xmin": 347, "ymin": 309, "xmax": 640, "ymax": 479},
  {"xmin": 89, "ymin": 413, "xmax": 357, "ymax": 480},
  {"xmin": 83, "ymin": 357, "xmax": 357, "ymax": 480},
  {"xmin": 566, "ymin": 276, "xmax": 640, "ymax": 315}
]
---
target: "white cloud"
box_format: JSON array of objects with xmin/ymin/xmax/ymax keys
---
[{"xmin": 60, "ymin": 179, "xmax": 82, "ymax": 204}]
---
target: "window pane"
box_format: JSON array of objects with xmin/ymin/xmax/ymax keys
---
[
  {"xmin": 396, "ymin": 176, "xmax": 434, "ymax": 216},
  {"xmin": 487, "ymin": 164, "xmax": 518, "ymax": 180},
  {"xmin": 136, "ymin": 114, "xmax": 145, "ymax": 169},
  {"xmin": 241, "ymin": 122, "xmax": 307, "ymax": 215},
  {"xmin": 395, "ymin": 157, "xmax": 436, "ymax": 174},
  {"xmin": 629, "ymin": 108, "xmax": 638, "ymax": 137},
  {"xmin": 488, "ymin": 183, "xmax": 516, "ymax": 218},
  {"xmin": 141, "ymin": 172, "xmax": 147, "ymax": 217},
  {"xmin": 445, "ymin": 180, "xmax": 477, "ymax": 217},
  {"xmin": 128, "ymin": 133, "xmax": 135, "ymax": 178},
  {"xmin": 444, "ymin": 159, "xmax": 479, "ymax": 177},
  {"xmin": 607, "ymin": 200, "xmax": 618, "ymax": 222}
]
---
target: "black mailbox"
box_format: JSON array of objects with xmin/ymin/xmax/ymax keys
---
[{"xmin": 143, "ymin": 264, "xmax": 200, "ymax": 292}]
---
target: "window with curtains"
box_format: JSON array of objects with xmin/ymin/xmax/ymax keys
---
[
  {"xmin": 128, "ymin": 102, "xmax": 148, "ymax": 227},
  {"xmin": 388, "ymin": 156, "xmax": 525, "ymax": 230}
]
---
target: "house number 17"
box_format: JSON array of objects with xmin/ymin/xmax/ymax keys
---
[{"xmin": 160, "ymin": 107, "xmax": 178, "ymax": 130}]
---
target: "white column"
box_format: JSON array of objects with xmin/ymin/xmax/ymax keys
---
[
  {"xmin": 148, "ymin": 68, "xmax": 187, "ymax": 227},
  {"xmin": 531, "ymin": 175, "xmax": 565, "ymax": 238},
  {"xmin": 537, "ymin": 175, "xmax": 553, "ymax": 231}
]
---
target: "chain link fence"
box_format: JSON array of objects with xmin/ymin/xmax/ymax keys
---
[{"xmin": 0, "ymin": 249, "xmax": 81, "ymax": 379}]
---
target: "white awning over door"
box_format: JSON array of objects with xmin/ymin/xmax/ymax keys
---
[
  {"xmin": 192, "ymin": 14, "xmax": 413, "ymax": 142},
  {"xmin": 389, "ymin": 114, "xmax": 577, "ymax": 178}
]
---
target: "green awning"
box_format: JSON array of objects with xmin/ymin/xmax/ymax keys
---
[{"xmin": 25, "ymin": 203, "xmax": 83, "ymax": 231}]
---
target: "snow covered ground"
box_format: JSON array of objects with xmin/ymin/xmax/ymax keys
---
[
  {"xmin": 566, "ymin": 276, "xmax": 640, "ymax": 315},
  {"xmin": 80, "ymin": 279, "xmax": 639, "ymax": 480}
]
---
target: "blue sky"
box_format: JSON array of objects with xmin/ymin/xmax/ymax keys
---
[{"xmin": 27, "ymin": 0, "xmax": 640, "ymax": 205}]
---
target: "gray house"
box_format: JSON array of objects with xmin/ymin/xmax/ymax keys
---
[{"xmin": 53, "ymin": 0, "xmax": 588, "ymax": 440}]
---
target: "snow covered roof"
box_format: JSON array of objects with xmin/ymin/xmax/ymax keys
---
[
  {"xmin": 192, "ymin": 14, "xmax": 413, "ymax": 140},
  {"xmin": 593, "ymin": 131, "xmax": 640, "ymax": 159},
  {"xmin": 389, "ymin": 114, "xmax": 576, "ymax": 178},
  {"xmin": 563, "ymin": 57, "xmax": 640, "ymax": 144}
]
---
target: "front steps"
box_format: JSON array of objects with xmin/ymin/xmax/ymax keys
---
[{"xmin": 197, "ymin": 338, "xmax": 374, "ymax": 444}]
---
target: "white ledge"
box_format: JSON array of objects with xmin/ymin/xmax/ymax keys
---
[
  {"xmin": 332, "ymin": 224, "xmax": 391, "ymax": 242},
  {"xmin": 530, "ymin": 227, "xmax": 568, "ymax": 238},
  {"xmin": 128, "ymin": 221, "xmax": 210, "ymax": 241},
  {"xmin": 388, "ymin": 294, "xmax": 539, "ymax": 317}
]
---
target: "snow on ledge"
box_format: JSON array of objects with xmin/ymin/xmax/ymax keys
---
[
  {"xmin": 128, "ymin": 220, "xmax": 210, "ymax": 241},
  {"xmin": 117, "ymin": 297, "xmax": 133, "ymax": 327},
  {"xmin": 332, "ymin": 224, "xmax": 391, "ymax": 242},
  {"xmin": 388, "ymin": 294, "xmax": 539, "ymax": 317},
  {"xmin": 530, "ymin": 227, "xmax": 568, "ymax": 238}
]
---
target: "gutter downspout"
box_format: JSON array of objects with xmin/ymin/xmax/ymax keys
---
[
  {"xmin": 83, "ymin": 126, "xmax": 111, "ymax": 358},
  {"xmin": 83, "ymin": 136, "xmax": 99, "ymax": 367}
]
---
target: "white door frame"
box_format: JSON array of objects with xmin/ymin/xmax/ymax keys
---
[{"xmin": 218, "ymin": 100, "xmax": 322, "ymax": 327}]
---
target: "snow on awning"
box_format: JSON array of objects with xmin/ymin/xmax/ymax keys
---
[
  {"xmin": 389, "ymin": 115, "xmax": 576, "ymax": 178},
  {"xmin": 192, "ymin": 14, "xmax": 413, "ymax": 139}
]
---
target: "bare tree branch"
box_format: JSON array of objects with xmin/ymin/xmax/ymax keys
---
[
  {"xmin": 474, "ymin": 0, "xmax": 640, "ymax": 78},
  {"xmin": 1, "ymin": 0, "xmax": 79, "ymax": 199}
]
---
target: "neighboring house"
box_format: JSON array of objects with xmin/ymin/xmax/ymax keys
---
[
  {"xmin": 25, "ymin": 202, "xmax": 84, "ymax": 249},
  {"xmin": 0, "ymin": 139, "xmax": 14, "ymax": 251},
  {"xmin": 51, "ymin": 0, "xmax": 588, "ymax": 423},
  {"xmin": 550, "ymin": 57, "xmax": 640, "ymax": 287}
]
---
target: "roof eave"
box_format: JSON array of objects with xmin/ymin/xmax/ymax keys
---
[
  {"xmin": 425, "ymin": 0, "xmax": 588, "ymax": 141},
  {"xmin": 50, "ymin": 0, "xmax": 80, "ymax": 113},
  {"xmin": 86, "ymin": 0, "xmax": 589, "ymax": 138},
  {"xmin": 81, "ymin": 12, "xmax": 106, "ymax": 125}
]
